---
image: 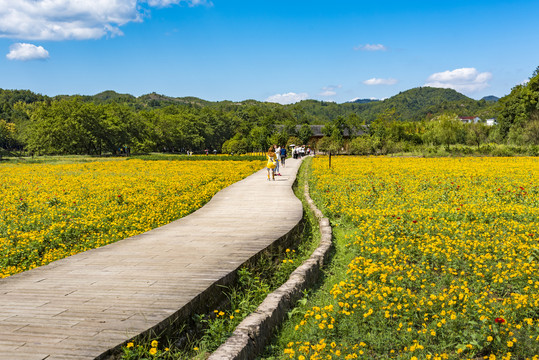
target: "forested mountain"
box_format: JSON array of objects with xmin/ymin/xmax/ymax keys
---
[
  {"xmin": 280, "ymin": 87, "xmax": 497, "ymax": 123},
  {"xmin": 0, "ymin": 86, "xmax": 497, "ymax": 125},
  {"xmin": 481, "ymin": 95, "xmax": 500, "ymax": 102},
  {"xmin": 348, "ymin": 98, "xmax": 380, "ymax": 104}
]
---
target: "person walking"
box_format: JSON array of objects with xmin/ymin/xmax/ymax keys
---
[
  {"xmin": 266, "ymin": 146, "xmax": 277, "ymax": 181},
  {"xmin": 280, "ymin": 146, "xmax": 287, "ymax": 167},
  {"xmin": 274, "ymin": 145, "xmax": 281, "ymax": 176}
]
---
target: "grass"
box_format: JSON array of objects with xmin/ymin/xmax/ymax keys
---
[
  {"xmin": 0, "ymin": 154, "xmax": 124, "ymax": 164},
  {"xmin": 259, "ymin": 219, "xmax": 354, "ymax": 360},
  {"xmin": 0, "ymin": 152, "xmax": 267, "ymax": 165},
  {"xmin": 130, "ymin": 153, "xmax": 266, "ymax": 162}
]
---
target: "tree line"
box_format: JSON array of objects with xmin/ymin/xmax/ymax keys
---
[{"xmin": 1, "ymin": 67, "xmax": 538, "ymax": 157}]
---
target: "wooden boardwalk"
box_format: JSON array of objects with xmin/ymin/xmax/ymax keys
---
[{"xmin": 0, "ymin": 158, "xmax": 304, "ymax": 360}]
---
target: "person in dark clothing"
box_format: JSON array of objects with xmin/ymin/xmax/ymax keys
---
[{"xmin": 280, "ymin": 147, "xmax": 287, "ymax": 167}]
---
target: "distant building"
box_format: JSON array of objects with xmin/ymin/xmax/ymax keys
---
[
  {"xmin": 486, "ymin": 118, "xmax": 497, "ymax": 126},
  {"xmin": 459, "ymin": 116, "xmax": 482, "ymax": 124}
]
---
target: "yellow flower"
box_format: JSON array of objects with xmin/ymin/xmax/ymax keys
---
[
  {"xmin": 151, "ymin": 340, "xmax": 158, "ymax": 348},
  {"xmin": 126, "ymin": 342, "xmax": 134, "ymax": 348},
  {"xmin": 507, "ymin": 341, "xmax": 514, "ymax": 347},
  {"xmin": 0, "ymin": 160, "xmax": 263, "ymax": 279},
  {"xmin": 149, "ymin": 347, "xmax": 157, "ymax": 355},
  {"xmin": 487, "ymin": 336, "xmax": 493, "ymax": 342}
]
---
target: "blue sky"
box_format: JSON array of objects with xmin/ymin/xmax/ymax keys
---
[{"xmin": 0, "ymin": 0, "xmax": 538, "ymax": 104}]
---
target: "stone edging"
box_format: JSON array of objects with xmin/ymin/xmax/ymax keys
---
[{"xmin": 208, "ymin": 180, "xmax": 333, "ymax": 360}]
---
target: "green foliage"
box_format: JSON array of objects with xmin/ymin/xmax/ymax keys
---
[
  {"xmin": 286, "ymin": 136, "xmax": 301, "ymax": 148},
  {"xmin": 465, "ymin": 121, "xmax": 491, "ymax": 149},
  {"xmin": 298, "ymin": 123, "xmax": 314, "ymax": 145},
  {"xmin": 5, "ymin": 69, "xmax": 539, "ymax": 156},
  {"xmin": 24, "ymin": 98, "xmax": 142, "ymax": 155},
  {"xmin": 423, "ymin": 113, "xmax": 465, "ymax": 151},
  {"xmin": 317, "ymin": 137, "xmax": 342, "ymax": 154},
  {"xmin": 497, "ymin": 68, "xmax": 539, "ymax": 141},
  {"xmin": 221, "ymin": 134, "xmax": 249, "ymax": 154},
  {"xmin": 130, "ymin": 154, "xmax": 265, "ymax": 162},
  {"xmin": 348, "ymin": 135, "xmax": 375, "ymax": 155},
  {"xmin": 0, "ymin": 119, "xmax": 16, "ymax": 155},
  {"xmin": 523, "ymin": 114, "xmax": 539, "ymax": 145}
]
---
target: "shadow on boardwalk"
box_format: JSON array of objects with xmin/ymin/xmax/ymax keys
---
[{"xmin": 0, "ymin": 158, "xmax": 304, "ymax": 360}]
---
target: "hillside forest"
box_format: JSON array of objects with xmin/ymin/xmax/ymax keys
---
[{"xmin": 1, "ymin": 67, "xmax": 538, "ymax": 157}]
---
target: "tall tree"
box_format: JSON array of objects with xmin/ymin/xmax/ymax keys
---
[
  {"xmin": 497, "ymin": 67, "xmax": 539, "ymax": 140},
  {"xmin": 423, "ymin": 113, "xmax": 464, "ymax": 151},
  {"xmin": 298, "ymin": 124, "xmax": 313, "ymax": 145}
]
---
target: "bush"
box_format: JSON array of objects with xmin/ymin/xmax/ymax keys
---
[
  {"xmin": 348, "ymin": 136, "xmax": 374, "ymax": 155},
  {"xmin": 491, "ymin": 145, "xmax": 515, "ymax": 157},
  {"xmin": 221, "ymin": 138, "xmax": 249, "ymax": 154},
  {"xmin": 527, "ymin": 145, "xmax": 539, "ymax": 156}
]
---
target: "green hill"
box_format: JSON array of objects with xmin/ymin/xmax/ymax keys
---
[
  {"xmin": 481, "ymin": 95, "xmax": 500, "ymax": 102},
  {"xmin": 281, "ymin": 87, "xmax": 497, "ymax": 123},
  {"xmin": 92, "ymin": 90, "xmax": 136, "ymax": 103},
  {"xmin": 362, "ymin": 87, "xmax": 485, "ymax": 122},
  {"xmin": 0, "ymin": 87, "xmax": 498, "ymax": 125}
]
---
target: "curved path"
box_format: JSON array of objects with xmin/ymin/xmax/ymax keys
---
[{"xmin": 0, "ymin": 158, "xmax": 303, "ymax": 360}]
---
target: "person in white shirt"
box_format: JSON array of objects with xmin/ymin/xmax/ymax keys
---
[{"xmin": 274, "ymin": 145, "xmax": 281, "ymax": 176}]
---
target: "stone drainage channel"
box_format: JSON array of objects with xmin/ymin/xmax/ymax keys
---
[{"xmin": 208, "ymin": 181, "xmax": 333, "ymax": 360}]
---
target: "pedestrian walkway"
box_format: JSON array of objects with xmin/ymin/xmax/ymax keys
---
[{"xmin": 0, "ymin": 158, "xmax": 304, "ymax": 360}]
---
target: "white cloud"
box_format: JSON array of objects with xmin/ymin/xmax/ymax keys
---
[
  {"xmin": 0, "ymin": 0, "xmax": 208, "ymax": 41},
  {"xmin": 354, "ymin": 44, "xmax": 387, "ymax": 51},
  {"xmin": 319, "ymin": 90, "xmax": 336, "ymax": 96},
  {"xmin": 319, "ymin": 85, "xmax": 342, "ymax": 97},
  {"xmin": 424, "ymin": 68, "xmax": 492, "ymax": 93},
  {"xmin": 145, "ymin": 0, "xmax": 213, "ymax": 7},
  {"xmin": 266, "ymin": 92, "xmax": 309, "ymax": 105},
  {"xmin": 6, "ymin": 43, "xmax": 49, "ymax": 60},
  {"xmin": 363, "ymin": 78, "xmax": 398, "ymax": 85}
]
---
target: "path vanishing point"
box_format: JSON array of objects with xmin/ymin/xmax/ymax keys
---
[{"xmin": 0, "ymin": 158, "xmax": 304, "ymax": 360}]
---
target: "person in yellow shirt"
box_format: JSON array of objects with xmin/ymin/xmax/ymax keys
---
[{"xmin": 266, "ymin": 146, "xmax": 277, "ymax": 181}]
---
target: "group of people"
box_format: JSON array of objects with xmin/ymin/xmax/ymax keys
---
[
  {"xmin": 292, "ymin": 145, "xmax": 310, "ymax": 159},
  {"xmin": 265, "ymin": 145, "xmax": 287, "ymax": 181}
]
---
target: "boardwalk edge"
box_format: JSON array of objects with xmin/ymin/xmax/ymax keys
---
[{"xmin": 208, "ymin": 180, "xmax": 333, "ymax": 360}]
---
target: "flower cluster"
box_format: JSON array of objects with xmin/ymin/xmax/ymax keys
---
[
  {"xmin": 283, "ymin": 156, "xmax": 539, "ymax": 359},
  {"xmin": 0, "ymin": 159, "xmax": 263, "ymax": 278}
]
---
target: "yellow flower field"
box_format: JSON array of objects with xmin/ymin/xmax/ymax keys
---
[
  {"xmin": 0, "ymin": 159, "xmax": 263, "ymax": 278},
  {"xmin": 284, "ymin": 157, "xmax": 539, "ymax": 360}
]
